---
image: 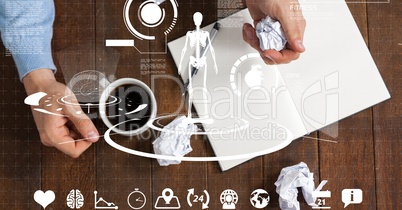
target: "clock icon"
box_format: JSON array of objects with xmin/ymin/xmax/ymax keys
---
[{"xmin": 127, "ymin": 188, "xmax": 146, "ymax": 209}]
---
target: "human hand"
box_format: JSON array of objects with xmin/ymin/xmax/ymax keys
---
[
  {"xmin": 243, "ymin": 0, "xmax": 306, "ymax": 64},
  {"xmin": 23, "ymin": 69, "xmax": 99, "ymax": 158}
]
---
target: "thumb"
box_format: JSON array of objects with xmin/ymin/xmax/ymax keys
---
[
  {"xmin": 280, "ymin": 17, "xmax": 306, "ymax": 53},
  {"xmin": 66, "ymin": 106, "xmax": 99, "ymax": 143}
]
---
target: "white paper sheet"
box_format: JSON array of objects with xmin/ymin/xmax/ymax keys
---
[{"xmin": 168, "ymin": 0, "xmax": 390, "ymax": 171}]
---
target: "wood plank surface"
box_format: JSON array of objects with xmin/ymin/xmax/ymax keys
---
[
  {"xmin": 264, "ymin": 134, "xmax": 319, "ymax": 209},
  {"xmin": 95, "ymin": 0, "xmax": 153, "ymax": 209},
  {"xmin": 206, "ymin": 1, "xmax": 265, "ymax": 209},
  {"xmin": 150, "ymin": 1, "xmax": 216, "ymax": 209},
  {"xmin": 0, "ymin": 47, "xmax": 41, "ymax": 209},
  {"xmin": 367, "ymin": 0, "xmax": 402, "ymax": 209},
  {"xmin": 40, "ymin": 0, "xmax": 97, "ymax": 209},
  {"xmin": 317, "ymin": 1, "xmax": 377, "ymax": 209},
  {"xmin": 0, "ymin": 0, "xmax": 400, "ymax": 209}
]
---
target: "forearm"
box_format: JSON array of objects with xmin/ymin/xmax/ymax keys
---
[
  {"xmin": 23, "ymin": 69, "xmax": 56, "ymax": 95},
  {"xmin": 0, "ymin": 0, "xmax": 57, "ymax": 81}
]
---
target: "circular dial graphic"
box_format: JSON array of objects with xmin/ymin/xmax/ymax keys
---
[
  {"xmin": 127, "ymin": 188, "xmax": 146, "ymax": 209},
  {"xmin": 68, "ymin": 70, "xmax": 108, "ymax": 103},
  {"xmin": 123, "ymin": 0, "xmax": 178, "ymax": 40}
]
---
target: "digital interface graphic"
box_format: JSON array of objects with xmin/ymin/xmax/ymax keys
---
[
  {"xmin": 127, "ymin": 188, "xmax": 146, "ymax": 209},
  {"xmin": 94, "ymin": 191, "xmax": 119, "ymax": 209},
  {"xmin": 0, "ymin": 0, "xmax": 398, "ymax": 209},
  {"xmin": 66, "ymin": 189, "xmax": 85, "ymax": 209},
  {"xmin": 106, "ymin": 0, "xmax": 179, "ymax": 54},
  {"xmin": 230, "ymin": 53, "xmax": 280, "ymax": 96},
  {"xmin": 67, "ymin": 70, "xmax": 109, "ymax": 104}
]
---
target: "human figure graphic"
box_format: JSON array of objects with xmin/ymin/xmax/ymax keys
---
[
  {"xmin": 222, "ymin": 194, "xmax": 236, "ymax": 209},
  {"xmin": 0, "ymin": 0, "xmax": 305, "ymax": 158},
  {"xmin": 178, "ymin": 12, "xmax": 218, "ymax": 122}
]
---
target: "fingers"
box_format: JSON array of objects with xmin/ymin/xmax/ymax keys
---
[
  {"xmin": 65, "ymin": 106, "xmax": 100, "ymax": 143},
  {"xmin": 261, "ymin": 49, "xmax": 300, "ymax": 64},
  {"xmin": 54, "ymin": 136, "xmax": 92, "ymax": 158},
  {"xmin": 259, "ymin": 53, "xmax": 277, "ymax": 65},
  {"xmin": 29, "ymin": 81, "xmax": 100, "ymax": 158},
  {"xmin": 68, "ymin": 129, "xmax": 80, "ymax": 139},
  {"xmin": 245, "ymin": 0, "xmax": 306, "ymax": 64},
  {"xmin": 42, "ymin": 120, "xmax": 92, "ymax": 158},
  {"xmin": 243, "ymin": 23, "xmax": 262, "ymax": 54},
  {"xmin": 281, "ymin": 21, "xmax": 306, "ymax": 53},
  {"xmin": 243, "ymin": 23, "xmax": 301, "ymax": 64},
  {"xmin": 278, "ymin": 3, "xmax": 306, "ymax": 53}
]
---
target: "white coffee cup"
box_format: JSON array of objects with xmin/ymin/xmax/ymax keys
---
[{"xmin": 99, "ymin": 78, "xmax": 157, "ymax": 136}]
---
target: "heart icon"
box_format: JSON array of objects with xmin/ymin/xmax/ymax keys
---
[{"xmin": 34, "ymin": 190, "xmax": 55, "ymax": 209}]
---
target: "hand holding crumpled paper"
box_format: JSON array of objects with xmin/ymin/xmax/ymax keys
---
[
  {"xmin": 153, "ymin": 116, "xmax": 198, "ymax": 166},
  {"xmin": 256, "ymin": 16, "xmax": 287, "ymax": 51},
  {"xmin": 243, "ymin": 0, "xmax": 306, "ymax": 64},
  {"xmin": 275, "ymin": 162, "xmax": 329, "ymax": 210}
]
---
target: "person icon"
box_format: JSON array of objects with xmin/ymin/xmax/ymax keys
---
[
  {"xmin": 220, "ymin": 189, "xmax": 238, "ymax": 209},
  {"xmin": 178, "ymin": 12, "xmax": 218, "ymax": 123},
  {"xmin": 223, "ymin": 194, "xmax": 236, "ymax": 209}
]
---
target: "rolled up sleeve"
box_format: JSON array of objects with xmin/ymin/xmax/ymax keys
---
[{"xmin": 0, "ymin": 0, "xmax": 56, "ymax": 81}]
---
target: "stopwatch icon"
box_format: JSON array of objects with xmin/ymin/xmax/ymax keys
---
[{"xmin": 127, "ymin": 188, "xmax": 146, "ymax": 209}]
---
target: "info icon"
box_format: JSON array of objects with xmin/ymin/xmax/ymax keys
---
[
  {"xmin": 250, "ymin": 189, "xmax": 269, "ymax": 209},
  {"xmin": 342, "ymin": 189, "xmax": 363, "ymax": 208}
]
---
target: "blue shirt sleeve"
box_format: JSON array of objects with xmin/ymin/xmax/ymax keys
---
[{"xmin": 0, "ymin": 0, "xmax": 56, "ymax": 81}]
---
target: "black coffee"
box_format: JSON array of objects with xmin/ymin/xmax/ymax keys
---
[{"xmin": 106, "ymin": 84, "xmax": 152, "ymax": 131}]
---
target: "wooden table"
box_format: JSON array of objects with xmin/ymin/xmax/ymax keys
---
[{"xmin": 0, "ymin": 0, "xmax": 400, "ymax": 209}]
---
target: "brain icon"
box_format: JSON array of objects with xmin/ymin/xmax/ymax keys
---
[{"xmin": 66, "ymin": 189, "xmax": 84, "ymax": 209}]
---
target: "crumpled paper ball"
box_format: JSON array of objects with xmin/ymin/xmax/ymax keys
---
[
  {"xmin": 153, "ymin": 116, "xmax": 198, "ymax": 166},
  {"xmin": 256, "ymin": 16, "xmax": 287, "ymax": 51},
  {"xmin": 274, "ymin": 162, "xmax": 329, "ymax": 210}
]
